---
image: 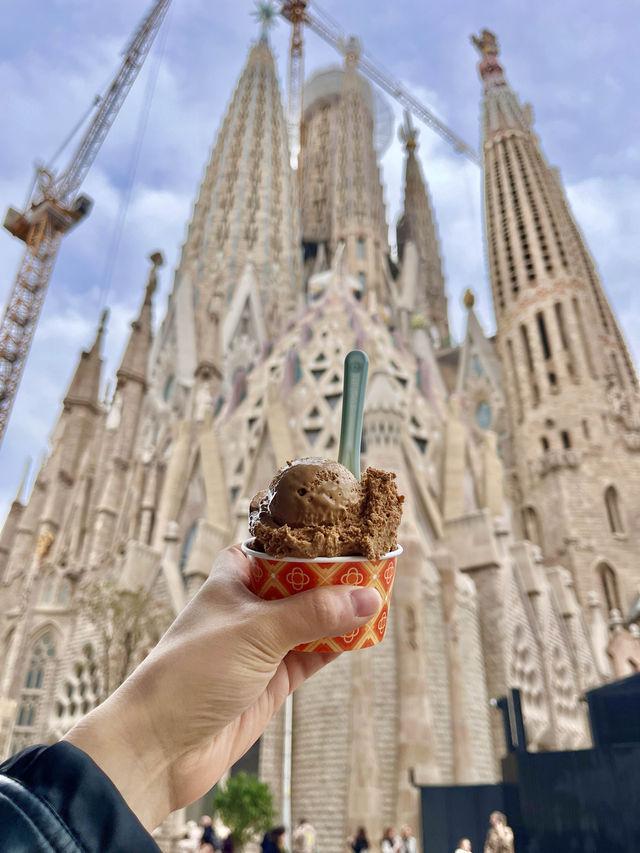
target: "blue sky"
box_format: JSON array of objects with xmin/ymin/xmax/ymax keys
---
[{"xmin": 0, "ymin": 0, "xmax": 638, "ymax": 519}]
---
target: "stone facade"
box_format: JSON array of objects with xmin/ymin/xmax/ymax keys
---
[{"xmin": 1, "ymin": 25, "xmax": 639, "ymax": 853}]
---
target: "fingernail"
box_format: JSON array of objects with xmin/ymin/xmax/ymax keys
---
[{"xmin": 350, "ymin": 587, "xmax": 381, "ymax": 618}]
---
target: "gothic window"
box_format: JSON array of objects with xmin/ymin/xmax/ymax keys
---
[
  {"xmin": 358, "ymin": 272, "xmax": 366, "ymax": 294},
  {"xmin": 472, "ymin": 355, "xmax": 484, "ymax": 376},
  {"xmin": 475, "ymin": 400, "xmax": 492, "ymax": 430},
  {"xmin": 541, "ymin": 436, "xmax": 549, "ymax": 451},
  {"xmin": 522, "ymin": 506, "xmax": 542, "ymax": 547},
  {"xmin": 560, "ymin": 430, "xmax": 571, "ymax": 449},
  {"xmin": 598, "ymin": 562, "xmax": 621, "ymax": 613},
  {"xmin": 179, "ymin": 522, "xmax": 198, "ymax": 579},
  {"xmin": 357, "ymin": 237, "xmax": 366, "ymax": 260},
  {"xmin": 41, "ymin": 575, "xmax": 55, "ymax": 604},
  {"xmin": 12, "ymin": 632, "xmax": 57, "ymax": 754},
  {"xmin": 57, "ymin": 578, "xmax": 71, "ymax": 606},
  {"xmin": 604, "ymin": 486, "xmax": 624, "ymax": 535},
  {"xmin": 163, "ymin": 375, "xmax": 175, "ymax": 403}
]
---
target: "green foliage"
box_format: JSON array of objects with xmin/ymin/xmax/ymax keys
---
[
  {"xmin": 212, "ymin": 772, "xmax": 275, "ymax": 850},
  {"xmin": 78, "ymin": 579, "xmax": 173, "ymax": 699}
]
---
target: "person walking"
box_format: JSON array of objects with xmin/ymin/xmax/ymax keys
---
[
  {"xmin": 292, "ymin": 818, "xmax": 316, "ymax": 853},
  {"xmin": 381, "ymin": 827, "xmax": 402, "ymax": 853},
  {"xmin": 484, "ymin": 812, "xmax": 514, "ymax": 853},
  {"xmin": 400, "ymin": 825, "xmax": 417, "ymax": 853},
  {"xmin": 454, "ymin": 839, "xmax": 472, "ymax": 853},
  {"xmin": 350, "ymin": 827, "xmax": 369, "ymax": 853}
]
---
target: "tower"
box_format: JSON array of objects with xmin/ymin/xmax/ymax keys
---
[
  {"xmin": 397, "ymin": 113, "xmax": 450, "ymax": 347},
  {"xmin": 156, "ymin": 26, "xmax": 301, "ymax": 419},
  {"xmin": 473, "ymin": 30, "xmax": 640, "ymax": 610},
  {"xmin": 299, "ymin": 38, "xmax": 390, "ymax": 304}
]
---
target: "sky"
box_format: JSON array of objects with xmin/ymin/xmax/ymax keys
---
[{"xmin": 0, "ymin": 0, "xmax": 638, "ymax": 520}]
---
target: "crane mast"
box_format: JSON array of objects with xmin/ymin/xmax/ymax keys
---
[
  {"xmin": 0, "ymin": 0, "xmax": 171, "ymax": 447},
  {"xmin": 281, "ymin": 1, "xmax": 480, "ymax": 166},
  {"xmin": 281, "ymin": 1, "xmax": 307, "ymax": 170}
]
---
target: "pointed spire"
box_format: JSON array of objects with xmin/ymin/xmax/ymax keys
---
[
  {"xmin": 117, "ymin": 251, "xmax": 162, "ymax": 386},
  {"xmin": 397, "ymin": 111, "xmax": 449, "ymax": 346},
  {"xmin": 63, "ymin": 309, "xmax": 107, "ymax": 412},
  {"xmin": 172, "ymin": 32, "xmax": 301, "ymax": 351},
  {"xmin": 13, "ymin": 458, "xmax": 31, "ymax": 505},
  {"xmin": 471, "ymin": 29, "xmax": 531, "ymax": 139},
  {"xmin": 327, "ymin": 45, "xmax": 389, "ymax": 303}
]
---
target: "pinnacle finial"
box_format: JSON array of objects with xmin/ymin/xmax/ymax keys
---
[
  {"xmin": 340, "ymin": 35, "xmax": 362, "ymax": 67},
  {"xmin": 471, "ymin": 29, "xmax": 499, "ymax": 57},
  {"xmin": 399, "ymin": 110, "xmax": 419, "ymax": 151},
  {"xmin": 463, "ymin": 288, "xmax": 475, "ymax": 309},
  {"xmin": 252, "ymin": 1, "xmax": 278, "ymax": 40},
  {"xmin": 14, "ymin": 457, "xmax": 31, "ymax": 504},
  {"xmin": 146, "ymin": 250, "xmax": 164, "ymax": 303}
]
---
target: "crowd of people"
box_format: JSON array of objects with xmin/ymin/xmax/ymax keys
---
[{"xmin": 177, "ymin": 810, "xmax": 513, "ymax": 853}]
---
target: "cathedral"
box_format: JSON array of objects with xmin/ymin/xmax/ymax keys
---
[{"xmin": 1, "ymin": 18, "xmax": 639, "ymax": 853}]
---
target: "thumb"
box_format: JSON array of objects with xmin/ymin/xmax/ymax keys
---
[{"xmin": 266, "ymin": 585, "xmax": 382, "ymax": 651}]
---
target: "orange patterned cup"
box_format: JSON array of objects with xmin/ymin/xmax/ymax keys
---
[{"xmin": 241, "ymin": 540, "xmax": 402, "ymax": 652}]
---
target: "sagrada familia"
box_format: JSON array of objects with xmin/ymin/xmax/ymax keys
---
[{"xmin": 1, "ymin": 18, "xmax": 639, "ymax": 852}]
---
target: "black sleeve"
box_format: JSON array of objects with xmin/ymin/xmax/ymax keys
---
[{"xmin": 0, "ymin": 741, "xmax": 162, "ymax": 852}]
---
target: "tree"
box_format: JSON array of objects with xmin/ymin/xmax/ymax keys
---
[
  {"xmin": 77, "ymin": 579, "xmax": 173, "ymax": 699},
  {"xmin": 212, "ymin": 772, "xmax": 275, "ymax": 851}
]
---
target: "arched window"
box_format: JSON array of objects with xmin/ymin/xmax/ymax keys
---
[
  {"xmin": 57, "ymin": 578, "xmax": 72, "ymax": 606},
  {"xmin": 598, "ymin": 563, "xmax": 621, "ymax": 614},
  {"xmin": 41, "ymin": 575, "xmax": 55, "ymax": 604},
  {"xmin": 521, "ymin": 506, "xmax": 542, "ymax": 546},
  {"xmin": 12, "ymin": 632, "xmax": 57, "ymax": 754},
  {"xmin": 163, "ymin": 375, "xmax": 175, "ymax": 403},
  {"xmin": 604, "ymin": 485, "xmax": 624, "ymax": 534},
  {"xmin": 179, "ymin": 522, "xmax": 198, "ymax": 580}
]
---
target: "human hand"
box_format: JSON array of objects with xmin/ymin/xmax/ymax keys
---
[{"xmin": 64, "ymin": 545, "xmax": 381, "ymax": 830}]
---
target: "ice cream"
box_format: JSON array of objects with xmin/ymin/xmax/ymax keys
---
[{"xmin": 248, "ymin": 457, "xmax": 403, "ymax": 560}]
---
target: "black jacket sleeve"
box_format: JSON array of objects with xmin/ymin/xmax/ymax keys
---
[{"xmin": 0, "ymin": 741, "xmax": 162, "ymax": 852}]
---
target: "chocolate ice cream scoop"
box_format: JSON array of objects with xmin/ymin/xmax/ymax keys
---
[
  {"xmin": 249, "ymin": 456, "xmax": 403, "ymax": 559},
  {"xmin": 265, "ymin": 457, "xmax": 362, "ymax": 527}
]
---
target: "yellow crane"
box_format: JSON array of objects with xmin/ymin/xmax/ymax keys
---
[
  {"xmin": 0, "ymin": 0, "xmax": 172, "ymax": 447},
  {"xmin": 280, "ymin": 0, "xmax": 480, "ymax": 168}
]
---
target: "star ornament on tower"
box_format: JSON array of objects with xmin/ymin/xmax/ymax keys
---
[{"xmin": 252, "ymin": 1, "xmax": 279, "ymax": 33}]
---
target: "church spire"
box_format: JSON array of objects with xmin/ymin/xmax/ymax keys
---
[
  {"xmin": 172, "ymin": 26, "xmax": 301, "ymax": 359},
  {"xmin": 329, "ymin": 38, "xmax": 389, "ymax": 305},
  {"xmin": 397, "ymin": 112, "xmax": 450, "ymax": 347},
  {"xmin": 473, "ymin": 29, "xmax": 636, "ymax": 390},
  {"xmin": 117, "ymin": 251, "xmax": 161, "ymax": 387},
  {"xmin": 63, "ymin": 309, "xmax": 107, "ymax": 412},
  {"xmin": 473, "ymin": 29, "xmax": 640, "ymax": 606}
]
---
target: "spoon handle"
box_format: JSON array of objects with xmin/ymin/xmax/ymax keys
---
[{"xmin": 338, "ymin": 350, "xmax": 369, "ymax": 479}]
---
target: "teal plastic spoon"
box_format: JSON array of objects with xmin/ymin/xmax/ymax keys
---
[{"xmin": 338, "ymin": 349, "xmax": 369, "ymax": 479}]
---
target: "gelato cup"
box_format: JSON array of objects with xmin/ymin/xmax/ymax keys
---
[{"xmin": 241, "ymin": 540, "xmax": 402, "ymax": 652}]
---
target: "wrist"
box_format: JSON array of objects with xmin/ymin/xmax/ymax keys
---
[{"xmin": 63, "ymin": 678, "xmax": 172, "ymax": 831}]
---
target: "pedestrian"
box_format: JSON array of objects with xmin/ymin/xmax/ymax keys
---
[
  {"xmin": 292, "ymin": 817, "xmax": 316, "ymax": 853},
  {"xmin": 0, "ymin": 544, "xmax": 381, "ymax": 851},
  {"xmin": 454, "ymin": 839, "xmax": 472, "ymax": 853},
  {"xmin": 400, "ymin": 825, "xmax": 417, "ymax": 853},
  {"xmin": 351, "ymin": 827, "xmax": 369, "ymax": 853},
  {"xmin": 222, "ymin": 834, "xmax": 234, "ymax": 853},
  {"xmin": 200, "ymin": 815, "xmax": 222, "ymax": 852},
  {"xmin": 484, "ymin": 812, "xmax": 514, "ymax": 853},
  {"xmin": 263, "ymin": 826, "xmax": 287, "ymax": 853},
  {"xmin": 381, "ymin": 826, "xmax": 402, "ymax": 853}
]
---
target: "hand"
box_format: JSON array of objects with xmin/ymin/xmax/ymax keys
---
[{"xmin": 64, "ymin": 545, "xmax": 381, "ymax": 830}]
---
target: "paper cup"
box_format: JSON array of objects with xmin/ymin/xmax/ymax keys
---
[{"xmin": 241, "ymin": 540, "xmax": 402, "ymax": 652}]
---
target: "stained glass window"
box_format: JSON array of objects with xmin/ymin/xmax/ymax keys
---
[
  {"xmin": 12, "ymin": 632, "xmax": 57, "ymax": 753},
  {"xmin": 476, "ymin": 400, "xmax": 492, "ymax": 429}
]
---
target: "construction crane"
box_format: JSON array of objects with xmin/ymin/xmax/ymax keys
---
[
  {"xmin": 0, "ymin": 0, "xmax": 171, "ymax": 447},
  {"xmin": 280, "ymin": 0, "xmax": 480, "ymax": 168}
]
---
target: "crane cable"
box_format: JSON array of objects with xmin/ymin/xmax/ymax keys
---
[{"xmin": 97, "ymin": 0, "xmax": 174, "ymax": 312}]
